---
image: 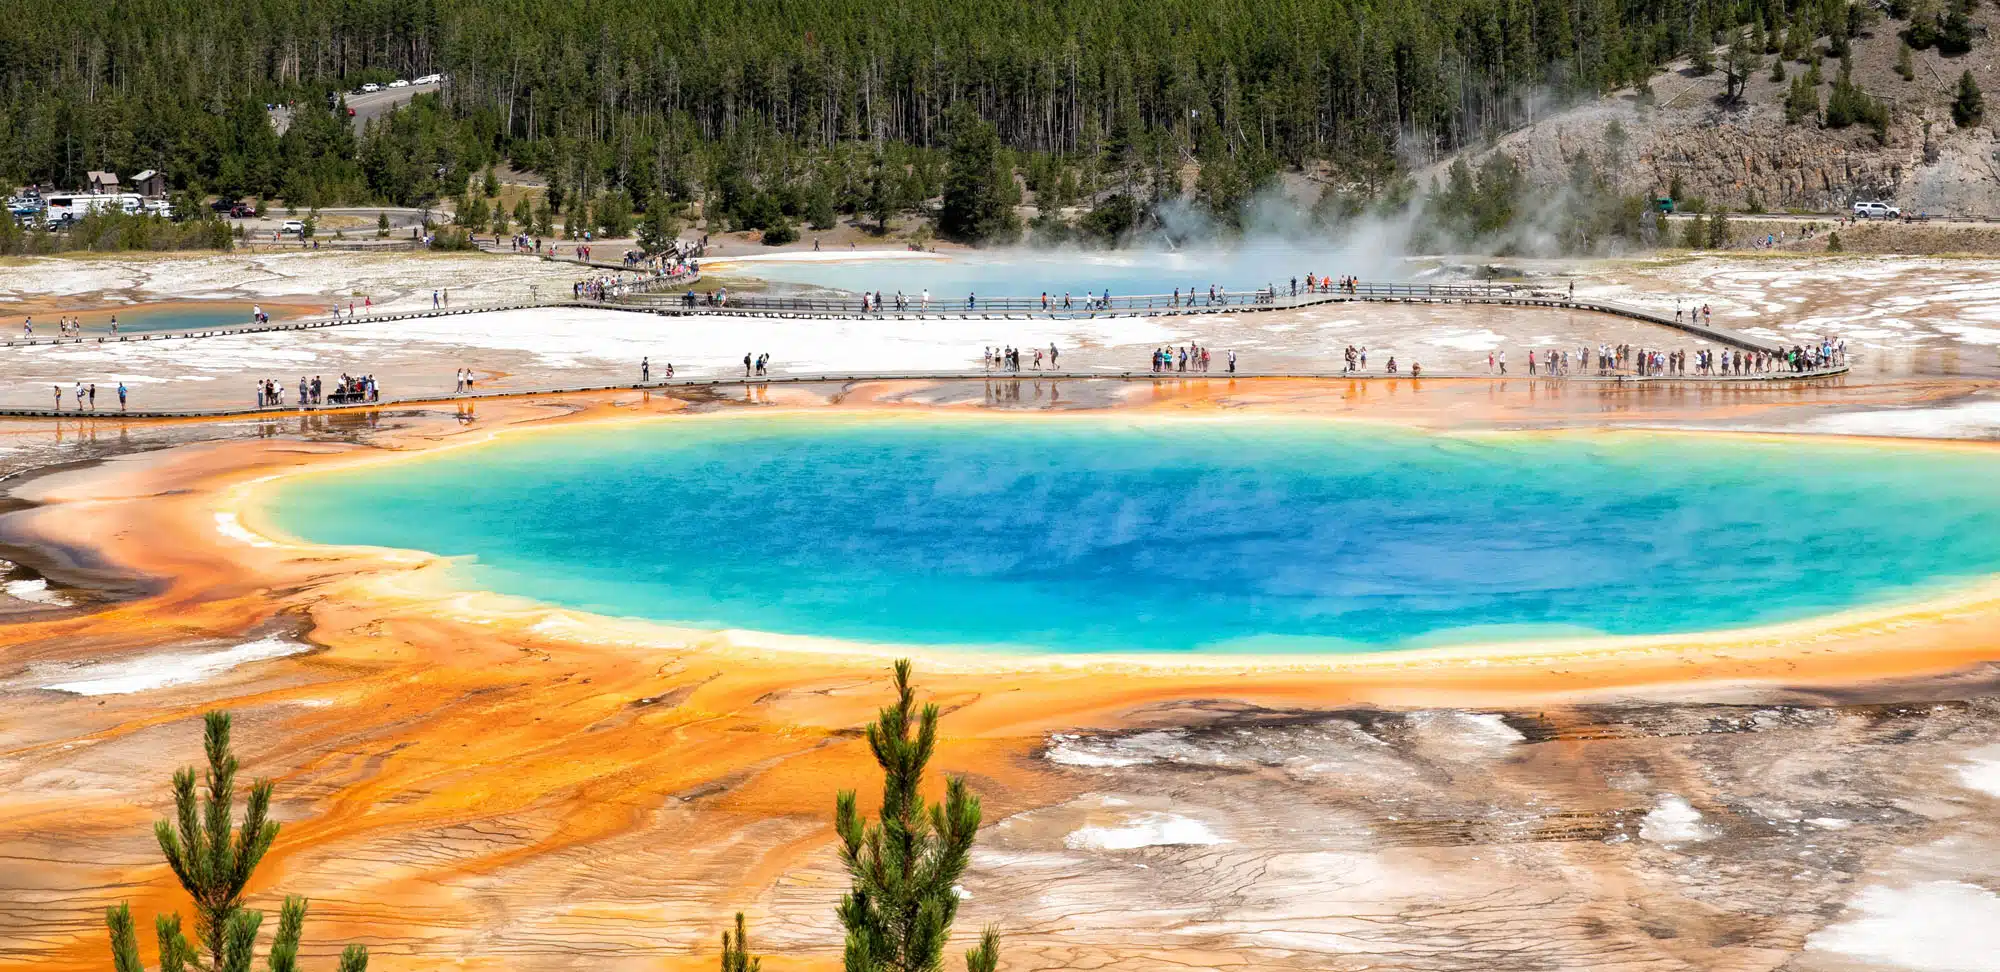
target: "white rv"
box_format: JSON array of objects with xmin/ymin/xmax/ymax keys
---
[{"xmin": 44, "ymin": 192, "xmax": 141, "ymax": 224}]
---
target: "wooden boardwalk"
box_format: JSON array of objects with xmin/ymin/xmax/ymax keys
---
[
  {"xmin": 2, "ymin": 281, "xmax": 1793, "ymax": 357},
  {"xmin": 0, "ymin": 366, "xmax": 1849, "ymax": 421},
  {"xmin": 622, "ymin": 284, "xmax": 1790, "ymax": 354}
]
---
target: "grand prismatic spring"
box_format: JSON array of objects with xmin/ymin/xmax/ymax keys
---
[{"xmin": 264, "ymin": 415, "xmax": 2000, "ymax": 655}]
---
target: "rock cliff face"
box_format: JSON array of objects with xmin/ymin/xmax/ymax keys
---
[{"xmin": 1422, "ymin": 6, "xmax": 2000, "ymax": 215}]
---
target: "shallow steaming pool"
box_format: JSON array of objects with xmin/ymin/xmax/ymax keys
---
[
  {"xmin": 265, "ymin": 415, "xmax": 2000, "ymax": 654},
  {"xmin": 721, "ymin": 242, "xmax": 1402, "ymax": 299}
]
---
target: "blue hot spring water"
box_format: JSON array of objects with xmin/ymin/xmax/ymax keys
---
[
  {"xmin": 729, "ymin": 243, "xmax": 1368, "ymax": 299},
  {"xmin": 265, "ymin": 416, "xmax": 2000, "ymax": 654}
]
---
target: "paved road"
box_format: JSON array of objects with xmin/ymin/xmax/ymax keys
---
[
  {"xmin": 1661, "ymin": 211, "xmax": 2000, "ymax": 226},
  {"xmin": 269, "ymin": 80, "xmax": 441, "ymax": 135},
  {"xmin": 225, "ymin": 206, "xmax": 436, "ymax": 241},
  {"xmin": 343, "ymin": 81, "xmax": 442, "ymax": 129}
]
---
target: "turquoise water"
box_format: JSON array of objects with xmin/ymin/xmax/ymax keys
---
[
  {"xmin": 735, "ymin": 242, "xmax": 1386, "ymax": 298},
  {"xmin": 267, "ymin": 416, "xmax": 2000, "ymax": 654},
  {"xmin": 85, "ymin": 303, "xmax": 269, "ymax": 333}
]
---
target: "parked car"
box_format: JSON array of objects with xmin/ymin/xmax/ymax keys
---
[
  {"xmin": 1852, "ymin": 201, "xmax": 1901, "ymax": 219},
  {"xmin": 280, "ymin": 219, "xmax": 305, "ymax": 235},
  {"xmin": 361, "ymin": 82, "xmax": 381, "ymax": 93},
  {"xmin": 346, "ymin": 107, "xmax": 356, "ymax": 116},
  {"xmin": 389, "ymin": 79, "xmax": 410, "ymax": 88},
  {"xmin": 416, "ymin": 73, "xmax": 442, "ymax": 84},
  {"xmin": 229, "ymin": 203, "xmax": 255, "ymax": 218},
  {"xmin": 210, "ymin": 198, "xmax": 235, "ymax": 213}
]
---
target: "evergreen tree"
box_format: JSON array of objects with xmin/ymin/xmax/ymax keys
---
[
  {"xmin": 865, "ymin": 154, "xmax": 906, "ymax": 233},
  {"xmin": 1707, "ymin": 210, "xmax": 1731, "ymax": 248},
  {"xmin": 1785, "ymin": 76, "xmax": 1822, "ymax": 124},
  {"xmin": 938, "ymin": 106, "xmax": 1018, "ymax": 245},
  {"xmin": 761, "ymin": 214, "xmax": 797, "ymax": 246},
  {"xmin": 105, "ymin": 712, "xmax": 368, "ymax": 972},
  {"xmin": 1682, "ymin": 214, "xmax": 1709, "ymax": 248},
  {"xmin": 1954, "ymin": 70, "xmax": 1984, "ymax": 127},
  {"xmin": 1896, "ymin": 44, "xmax": 1916, "ymax": 81},
  {"xmin": 1080, "ymin": 194, "xmax": 1142, "ymax": 244},
  {"xmin": 720, "ymin": 913, "xmax": 760, "ymax": 972},
  {"xmin": 1938, "ymin": 0, "xmax": 1975, "ymax": 55},
  {"xmin": 805, "ymin": 180, "xmax": 839, "ymax": 231},
  {"xmin": 1825, "ymin": 61, "xmax": 1888, "ymax": 140},
  {"xmin": 1723, "ymin": 33, "xmax": 1763, "ymax": 103},
  {"xmin": 637, "ymin": 196, "xmax": 683, "ymax": 254},
  {"xmin": 1690, "ymin": 44, "xmax": 1716, "ymax": 77},
  {"xmin": 596, "ymin": 191, "xmax": 634, "ymax": 238},
  {"xmin": 834, "ymin": 661, "xmax": 997, "ymax": 972}
]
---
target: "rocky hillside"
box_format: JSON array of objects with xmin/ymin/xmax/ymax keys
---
[{"xmin": 1419, "ymin": 4, "xmax": 2000, "ymax": 216}]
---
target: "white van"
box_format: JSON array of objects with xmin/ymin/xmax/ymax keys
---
[{"xmin": 361, "ymin": 82, "xmax": 381, "ymax": 93}]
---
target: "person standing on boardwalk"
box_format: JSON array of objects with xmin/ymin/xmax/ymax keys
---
[
  {"xmin": 744, "ymin": 353, "xmax": 753, "ymax": 376},
  {"xmin": 117, "ymin": 383, "xmax": 126, "ymax": 410},
  {"xmin": 88, "ymin": 384, "xmax": 96, "ymax": 410},
  {"xmin": 1228, "ymin": 349, "xmax": 1237, "ymax": 373},
  {"xmin": 52, "ymin": 386, "xmax": 60, "ymax": 410},
  {"xmin": 642, "ymin": 357, "xmax": 650, "ymax": 382}
]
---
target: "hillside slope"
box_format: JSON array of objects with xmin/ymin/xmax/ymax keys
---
[{"xmin": 1421, "ymin": 6, "xmax": 2000, "ymax": 216}]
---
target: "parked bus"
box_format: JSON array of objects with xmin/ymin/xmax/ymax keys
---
[{"xmin": 43, "ymin": 192, "xmax": 141, "ymax": 224}]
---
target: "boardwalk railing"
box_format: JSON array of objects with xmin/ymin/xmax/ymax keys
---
[
  {"xmin": 0, "ymin": 364, "xmax": 1851, "ymax": 420},
  {"xmin": 622, "ymin": 282, "xmax": 1785, "ymax": 354},
  {"xmin": 632, "ymin": 283, "xmax": 1554, "ymax": 314},
  {"xmin": 0, "ymin": 277, "xmax": 1793, "ymax": 359},
  {"xmin": 0, "ymin": 272, "xmax": 694, "ymax": 349}
]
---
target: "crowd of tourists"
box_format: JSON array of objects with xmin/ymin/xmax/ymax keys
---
[
  {"xmin": 575, "ymin": 258, "xmax": 697, "ymax": 301},
  {"xmin": 574, "ymin": 276, "xmax": 631, "ymax": 300},
  {"xmin": 617, "ymin": 238, "xmax": 705, "ymax": 269},
  {"xmin": 1150, "ymin": 344, "xmax": 1235, "ymax": 373},
  {"xmin": 49, "ymin": 382, "xmax": 127, "ymax": 411},
  {"xmin": 255, "ymin": 374, "xmax": 378, "ymax": 408},
  {"xmin": 1508, "ymin": 337, "xmax": 1846, "ymax": 377},
  {"xmin": 857, "ymin": 290, "xmax": 921, "ymax": 312},
  {"xmin": 1287, "ymin": 274, "xmax": 1365, "ymax": 297},
  {"xmin": 986, "ymin": 345, "xmax": 1061, "ymax": 371}
]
